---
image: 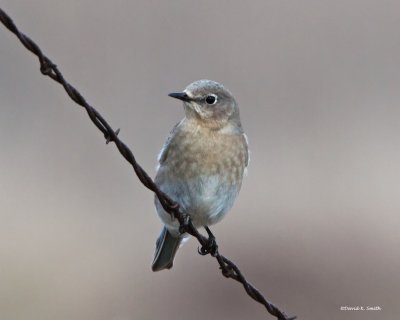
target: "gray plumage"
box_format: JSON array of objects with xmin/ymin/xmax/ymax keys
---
[{"xmin": 152, "ymin": 80, "xmax": 249, "ymax": 271}]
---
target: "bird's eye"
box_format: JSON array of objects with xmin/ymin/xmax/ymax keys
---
[{"xmin": 205, "ymin": 94, "xmax": 217, "ymax": 105}]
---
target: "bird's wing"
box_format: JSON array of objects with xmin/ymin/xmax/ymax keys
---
[{"xmin": 157, "ymin": 120, "xmax": 183, "ymax": 165}]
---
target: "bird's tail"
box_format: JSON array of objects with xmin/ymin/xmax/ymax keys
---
[{"xmin": 152, "ymin": 226, "xmax": 182, "ymax": 271}]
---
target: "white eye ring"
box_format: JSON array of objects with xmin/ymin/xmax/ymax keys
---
[{"xmin": 205, "ymin": 94, "xmax": 218, "ymax": 105}]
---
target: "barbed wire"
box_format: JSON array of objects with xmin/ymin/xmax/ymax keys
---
[{"xmin": 0, "ymin": 7, "xmax": 295, "ymax": 320}]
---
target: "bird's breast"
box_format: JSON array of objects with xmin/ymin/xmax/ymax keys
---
[
  {"xmin": 155, "ymin": 127, "xmax": 247, "ymax": 227},
  {"xmin": 164, "ymin": 128, "xmax": 247, "ymax": 185}
]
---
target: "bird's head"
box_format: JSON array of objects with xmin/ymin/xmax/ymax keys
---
[{"xmin": 169, "ymin": 80, "xmax": 241, "ymax": 130}]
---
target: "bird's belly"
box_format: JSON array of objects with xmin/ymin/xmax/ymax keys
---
[
  {"xmin": 156, "ymin": 172, "xmax": 240, "ymax": 230},
  {"xmin": 155, "ymin": 129, "xmax": 247, "ymax": 232},
  {"xmin": 184, "ymin": 174, "xmax": 239, "ymax": 226}
]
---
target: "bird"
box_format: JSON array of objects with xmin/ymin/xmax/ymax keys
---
[{"xmin": 152, "ymin": 79, "xmax": 249, "ymax": 271}]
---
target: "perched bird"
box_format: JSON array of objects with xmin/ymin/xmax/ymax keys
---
[{"xmin": 152, "ymin": 80, "xmax": 249, "ymax": 271}]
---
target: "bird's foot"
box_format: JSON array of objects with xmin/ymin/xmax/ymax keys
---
[
  {"xmin": 198, "ymin": 226, "xmax": 218, "ymax": 257},
  {"xmin": 178, "ymin": 214, "xmax": 191, "ymax": 234}
]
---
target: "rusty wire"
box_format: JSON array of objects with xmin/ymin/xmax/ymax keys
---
[{"xmin": 0, "ymin": 7, "xmax": 295, "ymax": 320}]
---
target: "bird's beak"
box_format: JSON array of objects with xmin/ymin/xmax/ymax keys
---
[{"xmin": 168, "ymin": 92, "xmax": 191, "ymax": 102}]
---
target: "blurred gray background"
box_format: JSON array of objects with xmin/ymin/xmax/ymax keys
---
[{"xmin": 1, "ymin": 1, "xmax": 399, "ymax": 319}]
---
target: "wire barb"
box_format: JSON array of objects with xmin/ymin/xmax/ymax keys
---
[
  {"xmin": 106, "ymin": 128, "xmax": 121, "ymax": 144},
  {"xmin": 0, "ymin": 7, "xmax": 295, "ymax": 320}
]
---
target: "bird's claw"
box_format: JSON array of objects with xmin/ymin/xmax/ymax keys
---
[
  {"xmin": 198, "ymin": 227, "xmax": 218, "ymax": 256},
  {"xmin": 178, "ymin": 214, "xmax": 191, "ymax": 234}
]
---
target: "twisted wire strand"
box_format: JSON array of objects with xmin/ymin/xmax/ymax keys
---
[{"xmin": 0, "ymin": 7, "xmax": 295, "ymax": 320}]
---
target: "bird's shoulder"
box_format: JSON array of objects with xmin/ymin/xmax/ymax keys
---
[{"xmin": 157, "ymin": 119, "xmax": 185, "ymax": 165}]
